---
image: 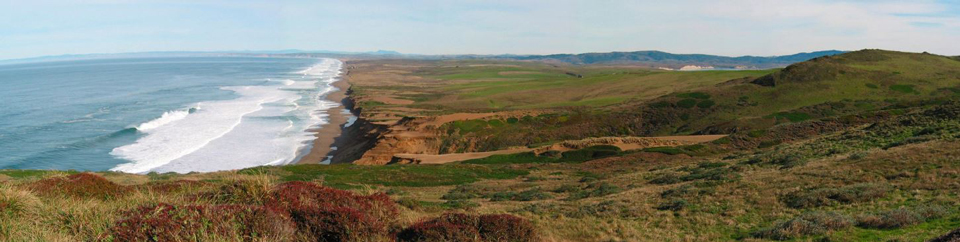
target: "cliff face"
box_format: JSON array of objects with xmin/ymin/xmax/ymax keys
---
[
  {"xmin": 350, "ymin": 118, "xmax": 443, "ymax": 165},
  {"xmin": 331, "ymin": 93, "xmax": 444, "ymax": 165}
]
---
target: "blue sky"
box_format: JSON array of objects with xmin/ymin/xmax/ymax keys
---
[{"xmin": 1, "ymin": 0, "xmax": 959, "ymax": 60}]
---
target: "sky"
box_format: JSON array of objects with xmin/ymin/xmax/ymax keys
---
[{"xmin": 1, "ymin": 0, "xmax": 959, "ymax": 60}]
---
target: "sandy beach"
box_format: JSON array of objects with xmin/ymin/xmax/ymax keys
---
[{"xmin": 296, "ymin": 68, "xmax": 351, "ymax": 164}]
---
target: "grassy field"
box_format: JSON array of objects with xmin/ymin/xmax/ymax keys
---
[{"xmin": 344, "ymin": 60, "xmax": 773, "ymax": 120}]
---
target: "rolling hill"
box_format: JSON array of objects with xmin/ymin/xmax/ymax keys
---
[{"xmin": 497, "ymin": 50, "xmax": 846, "ymax": 69}]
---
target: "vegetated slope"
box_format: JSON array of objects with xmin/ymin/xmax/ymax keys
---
[
  {"xmin": 437, "ymin": 50, "xmax": 960, "ymax": 152},
  {"xmin": 5, "ymin": 101, "xmax": 960, "ymax": 241},
  {"xmin": 499, "ymin": 50, "xmax": 846, "ymax": 68}
]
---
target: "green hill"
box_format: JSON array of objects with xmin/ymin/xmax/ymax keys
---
[{"xmin": 647, "ymin": 49, "xmax": 960, "ymax": 134}]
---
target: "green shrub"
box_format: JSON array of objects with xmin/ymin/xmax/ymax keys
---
[
  {"xmin": 677, "ymin": 99, "xmax": 698, "ymax": 108},
  {"xmin": 643, "ymin": 147, "xmax": 685, "ymax": 155},
  {"xmin": 442, "ymin": 185, "xmax": 487, "ymax": 200},
  {"xmin": 770, "ymin": 112, "xmax": 812, "ymax": 122},
  {"xmin": 758, "ymin": 140, "xmax": 782, "ymax": 148},
  {"xmin": 462, "ymin": 152, "xmax": 553, "ymax": 165},
  {"xmin": 890, "ymin": 84, "xmax": 916, "ymax": 94},
  {"xmin": 650, "ymin": 101, "xmax": 672, "ymax": 108},
  {"xmin": 866, "ymin": 83, "xmax": 879, "ymax": 89},
  {"xmin": 656, "ymin": 199, "xmax": 688, "ymax": 211},
  {"xmin": 697, "ymin": 100, "xmax": 716, "ymax": 108},
  {"xmin": 567, "ymin": 183, "xmax": 623, "ymax": 200},
  {"xmin": 649, "ymin": 173, "xmax": 682, "ymax": 185},
  {"xmin": 677, "ymin": 92, "xmax": 711, "ymax": 99},
  {"xmin": 558, "ymin": 145, "xmax": 622, "ymax": 162},
  {"xmin": 553, "ymin": 184, "xmax": 581, "ymax": 193},
  {"xmin": 747, "ymin": 129, "xmax": 767, "ymax": 138},
  {"xmin": 514, "ymin": 188, "xmax": 553, "ymax": 201},
  {"xmin": 782, "ymin": 183, "xmax": 890, "ymax": 208},
  {"xmin": 442, "ymin": 200, "xmax": 479, "ymax": 209}
]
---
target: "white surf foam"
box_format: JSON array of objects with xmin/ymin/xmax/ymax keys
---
[
  {"xmin": 135, "ymin": 105, "xmax": 198, "ymax": 132},
  {"xmin": 110, "ymin": 59, "xmax": 344, "ymax": 174}
]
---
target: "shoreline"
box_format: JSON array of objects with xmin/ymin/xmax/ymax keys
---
[{"xmin": 296, "ymin": 62, "xmax": 352, "ymax": 164}]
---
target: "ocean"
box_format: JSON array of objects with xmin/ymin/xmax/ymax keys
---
[{"xmin": 0, "ymin": 56, "xmax": 342, "ymax": 173}]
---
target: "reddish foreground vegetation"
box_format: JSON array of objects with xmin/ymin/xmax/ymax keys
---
[
  {"xmin": 51, "ymin": 174, "xmax": 542, "ymax": 241},
  {"xmin": 106, "ymin": 203, "xmax": 293, "ymax": 241},
  {"xmin": 27, "ymin": 173, "xmax": 129, "ymax": 199},
  {"xmin": 398, "ymin": 213, "xmax": 538, "ymax": 242}
]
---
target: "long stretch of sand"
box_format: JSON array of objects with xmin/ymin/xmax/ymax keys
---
[{"xmin": 296, "ymin": 75, "xmax": 351, "ymax": 164}]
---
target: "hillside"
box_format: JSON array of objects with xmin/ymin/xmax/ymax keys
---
[
  {"xmin": 428, "ymin": 50, "xmax": 960, "ymax": 153},
  {"xmin": 496, "ymin": 50, "xmax": 846, "ymax": 69}
]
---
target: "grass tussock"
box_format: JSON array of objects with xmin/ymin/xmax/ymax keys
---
[{"xmin": 27, "ymin": 173, "xmax": 130, "ymax": 200}]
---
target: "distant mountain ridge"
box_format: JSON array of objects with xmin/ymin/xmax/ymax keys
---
[
  {"xmin": 2, "ymin": 49, "xmax": 845, "ymax": 69},
  {"xmin": 496, "ymin": 50, "xmax": 847, "ymax": 69}
]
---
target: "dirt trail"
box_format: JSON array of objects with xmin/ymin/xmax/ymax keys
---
[
  {"xmin": 388, "ymin": 135, "xmax": 727, "ymax": 165},
  {"xmin": 392, "ymin": 148, "xmax": 534, "ymax": 164}
]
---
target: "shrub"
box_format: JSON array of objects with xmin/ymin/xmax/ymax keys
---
[
  {"xmin": 288, "ymin": 205, "xmax": 386, "ymax": 242},
  {"xmin": 697, "ymin": 100, "xmax": 715, "ymax": 108},
  {"xmin": 442, "ymin": 185, "xmax": 487, "ymax": 200},
  {"xmin": 552, "ymin": 184, "xmax": 581, "ymax": 193},
  {"xmin": 568, "ymin": 183, "xmax": 623, "ymax": 200},
  {"xmin": 397, "ymin": 220, "xmax": 480, "ymax": 242},
  {"xmin": 649, "ymin": 173, "xmax": 682, "ymax": 184},
  {"xmin": 677, "ymin": 92, "xmax": 711, "ymax": 99},
  {"xmin": 264, "ymin": 181, "xmax": 399, "ymax": 239},
  {"xmin": 488, "ymin": 188, "xmax": 552, "ymax": 202},
  {"xmin": 107, "ymin": 203, "xmax": 294, "ymax": 241},
  {"xmin": 443, "ymin": 200, "xmax": 479, "ymax": 209},
  {"xmin": 783, "ymin": 183, "xmax": 890, "ymax": 209},
  {"xmin": 856, "ymin": 206, "xmax": 947, "ymax": 229},
  {"xmin": 643, "ymin": 147, "xmax": 685, "ymax": 155},
  {"xmin": 27, "ymin": 173, "xmax": 129, "ymax": 200},
  {"xmin": 930, "ymin": 227, "xmax": 960, "ymax": 242},
  {"xmin": 399, "ymin": 213, "xmax": 536, "ymax": 242},
  {"xmin": 828, "ymin": 183, "xmax": 889, "ymax": 204},
  {"xmin": 890, "ymin": 84, "xmax": 916, "ymax": 94},
  {"xmin": 558, "ymin": 145, "xmax": 621, "ymax": 163},
  {"xmin": 513, "ymin": 188, "xmax": 553, "ymax": 201},
  {"xmin": 677, "ymin": 99, "xmax": 697, "ymax": 108},
  {"xmin": 783, "ymin": 189, "xmax": 835, "ymax": 209},
  {"xmin": 747, "ymin": 129, "xmax": 767, "ymax": 138},
  {"xmin": 770, "ymin": 112, "xmax": 812, "ymax": 122},
  {"xmin": 758, "ymin": 140, "xmax": 782, "ymax": 148},
  {"xmin": 752, "ymin": 212, "xmax": 852, "ymax": 240},
  {"xmin": 487, "ymin": 192, "xmax": 517, "ymax": 202},
  {"xmin": 477, "ymin": 214, "xmax": 538, "ymax": 241},
  {"xmin": 656, "ymin": 199, "xmax": 688, "ymax": 211}
]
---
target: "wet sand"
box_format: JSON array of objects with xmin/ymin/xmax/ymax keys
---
[{"xmin": 297, "ymin": 74, "xmax": 351, "ymax": 164}]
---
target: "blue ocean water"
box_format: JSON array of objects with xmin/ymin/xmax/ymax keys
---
[{"xmin": 0, "ymin": 57, "xmax": 342, "ymax": 173}]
